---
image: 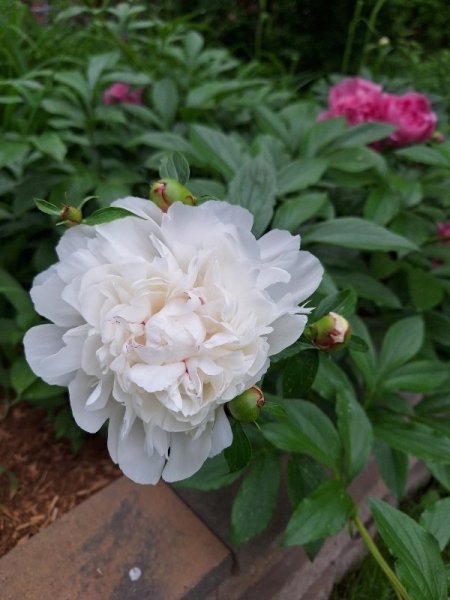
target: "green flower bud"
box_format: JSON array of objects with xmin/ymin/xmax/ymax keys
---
[
  {"xmin": 227, "ymin": 386, "xmax": 264, "ymax": 422},
  {"xmin": 150, "ymin": 178, "xmax": 196, "ymax": 212},
  {"xmin": 305, "ymin": 312, "xmax": 351, "ymax": 352},
  {"xmin": 60, "ymin": 205, "xmax": 83, "ymax": 227}
]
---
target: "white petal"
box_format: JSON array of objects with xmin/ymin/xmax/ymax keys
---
[
  {"xmin": 198, "ymin": 200, "xmax": 254, "ymax": 231},
  {"xmin": 267, "ymin": 314, "xmax": 308, "ymax": 356},
  {"xmin": 259, "ymin": 229, "xmax": 299, "ymax": 263},
  {"xmin": 209, "ymin": 408, "xmax": 233, "ymax": 457},
  {"xmin": 117, "ymin": 420, "xmax": 165, "ymax": 484},
  {"xmin": 68, "ymin": 371, "xmax": 111, "ymax": 433},
  {"xmin": 56, "ymin": 225, "xmax": 93, "ymax": 260},
  {"xmin": 31, "ymin": 269, "xmax": 82, "ymax": 327},
  {"xmin": 162, "ymin": 427, "xmax": 212, "ymax": 482},
  {"xmin": 107, "ymin": 404, "xmax": 124, "ymax": 463},
  {"xmin": 128, "ymin": 363, "xmax": 185, "ymax": 393},
  {"xmin": 23, "ymin": 324, "xmax": 79, "ymax": 386}
]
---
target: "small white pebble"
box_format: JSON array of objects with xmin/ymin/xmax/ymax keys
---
[{"xmin": 128, "ymin": 566, "xmax": 142, "ymax": 582}]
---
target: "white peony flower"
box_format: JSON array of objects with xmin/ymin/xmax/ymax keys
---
[{"xmin": 24, "ymin": 198, "xmax": 323, "ymax": 484}]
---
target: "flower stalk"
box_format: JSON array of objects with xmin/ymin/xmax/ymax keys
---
[{"xmin": 352, "ymin": 513, "xmax": 411, "ymax": 600}]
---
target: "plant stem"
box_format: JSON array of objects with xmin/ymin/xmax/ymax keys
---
[
  {"xmin": 352, "ymin": 514, "xmax": 411, "ymax": 600},
  {"xmin": 341, "ymin": 0, "xmax": 365, "ymax": 74}
]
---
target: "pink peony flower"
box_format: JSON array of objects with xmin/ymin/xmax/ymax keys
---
[
  {"xmin": 318, "ymin": 77, "xmax": 385, "ymax": 125},
  {"xmin": 381, "ymin": 92, "xmax": 437, "ymax": 146},
  {"xmin": 437, "ymin": 221, "xmax": 450, "ymax": 246},
  {"xmin": 103, "ymin": 82, "xmax": 143, "ymax": 105}
]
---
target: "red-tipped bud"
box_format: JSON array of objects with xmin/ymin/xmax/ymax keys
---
[
  {"xmin": 227, "ymin": 386, "xmax": 264, "ymax": 422},
  {"xmin": 60, "ymin": 205, "xmax": 83, "ymax": 227},
  {"xmin": 432, "ymin": 131, "xmax": 445, "ymax": 144},
  {"xmin": 150, "ymin": 178, "xmax": 195, "ymax": 212},
  {"xmin": 305, "ymin": 312, "xmax": 351, "ymax": 352}
]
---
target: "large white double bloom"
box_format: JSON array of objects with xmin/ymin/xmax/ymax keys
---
[{"xmin": 24, "ymin": 198, "xmax": 323, "ymax": 483}]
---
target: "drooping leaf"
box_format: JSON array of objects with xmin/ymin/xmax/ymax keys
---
[
  {"xmin": 370, "ymin": 498, "xmax": 447, "ymax": 600},
  {"xmin": 231, "ymin": 452, "xmax": 280, "ymax": 545},
  {"xmin": 420, "ymin": 498, "xmax": 450, "ymax": 551},
  {"xmin": 337, "ymin": 393, "xmax": 373, "ymax": 480},
  {"xmin": 159, "ymin": 152, "xmax": 190, "ymax": 184},
  {"xmin": 224, "ymin": 421, "xmax": 252, "ymax": 473},
  {"xmin": 282, "ymin": 351, "xmax": 319, "ymax": 399},
  {"xmin": 374, "ymin": 421, "xmax": 450, "ymax": 464},
  {"xmin": 284, "ymin": 480, "xmax": 354, "ymax": 546},
  {"xmin": 373, "ymin": 439, "xmax": 408, "ymax": 500}
]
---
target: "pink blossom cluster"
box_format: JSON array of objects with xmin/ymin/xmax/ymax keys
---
[
  {"xmin": 319, "ymin": 77, "xmax": 437, "ymax": 147},
  {"xmin": 103, "ymin": 83, "xmax": 143, "ymax": 105}
]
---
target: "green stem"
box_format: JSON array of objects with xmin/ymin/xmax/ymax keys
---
[
  {"xmin": 341, "ymin": 0, "xmax": 365, "ymax": 74},
  {"xmin": 353, "ymin": 514, "xmax": 411, "ymax": 600}
]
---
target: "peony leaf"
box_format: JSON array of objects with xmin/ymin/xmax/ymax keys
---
[
  {"xmin": 337, "ymin": 392, "xmax": 373, "ymax": 480},
  {"xmin": 224, "ymin": 421, "xmax": 252, "ymax": 473},
  {"xmin": 370, "ymin": 498, "xmax": 447, "ymax": 600},
  {"xmin": 374, "ymin": 439, "xmax": 408, "ymax": 500},
  {"xmin": 284, "ymin": 480, "xmax": 353, "ymax": 546},
  {"xmin": 303, "ymin": 217, "xmax": 419, "ymax": 252},
  {"xmin": 34, "ymin": 198, "xmax": 61, "ymax": 216},
  {"xmin": 231, "ymin": 452, "xmax": 280, "ymax": 546},
  {"xmin": 83, "ymin": 207, "xmax": 142, "ymax": 226},
  {"xmin": 159, "ymin": 152, "xmax": 190, "ymax": 185}
]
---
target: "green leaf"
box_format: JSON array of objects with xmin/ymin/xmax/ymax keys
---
[
  {"xmin": 254, "ymin": 106, "xmax": 291, "ymax": 148},
  {"xmin": 186, "ymin": 80, "xmax": 261, "ymax": 108},
  {"xmin": 420, "ymin": 498, "xmax": 450, "ymax": 551},
  {"xmin": 263, "ymin": 400, "xmax": 342, "ymax": 471},
  {"xmin": 277, "ymin": 159, "xmax": 328, "ymax": 195},
  {"xmin": 333, "ymin": 271, "xmax": 401, "ymax": 309},
  {"xmin": 176, "ymin": 454, "xmax": 242, "ymax": 491},
  {"xmin": 303, "ymin": 218, "xmax": 418, "ymax": 252},
  {"xmin": 272, "ymin": 192, "xmax": 328, "ymax": 232},
  {"xmin": 129, "ymin": 132, "xmax": 194, "ymax": 155},
  {"xmin": 282, "ymin": 351, "xmax": 319, "ymax": 399},
  {"xmin": 348, "ymin": 336, "xmax": 369, "ymax": 352},
  {"xmin": 287, "ymin": 455, "xmax": 326, "ymax": 508},
  {"xmin": 10, "ymin": 357, "xmax": 37, "ymax": 397},
  {"xmin": 159, "ymin": 152, "xmax": 190, "ymax": 184},
  {"xmin": 314, "ymin": 287, "xmax": 358, "ymax": 320},
  {"xmin": 0, "ymin": 268, "xmax": 35, "ymax": 328},
  {"xmin": 383, "ymin": 360, "xmax": 448, "ymax": 393},
  {"xmin": 34, "ymin": 198, "xmax": 60, "ymax": 216},
  {"xmin": 0, "ymin": 141, "xmax": 29, "ymax": 168},
  {"xmin": 231, "ymin": 452, "xmax": 280, "ymax": 545},
  {"xmin": 426, "ymin": 312, "xmax": 450, "ymax": 347},
  {"xmin": 227, "ymin": 156, "xmax": 276, "ymax": 237},
  {"xmin": 378, "ymin": 316, "xmax": 424, "ymax": 377},
  {"xmin": 363, "ymin": 188, "xmax": 400, "ymax": 226},
  {"xmin": 327, "ymin": 146, "xmax": 387, "ymax": 174},
  {"xmin": 337, "ymin": 393, "xmax": 373, "ymax": 480},
  {"xmin": 304, "ymin": 117, "xmax": 347, "ymax": 157},
  {"xmin": 224, "ymin": 421, "xmax": 252, "ymax": 473},
  {"xmin": 190, "ymin": 125, "xmax": 242, "ymax": 177},
  {"xmin": 152, "ymin": 77, "xmax": 179, "ymax": 127},
  {"xmin": 374, "ymin": 421, "xmax": 450, "ymax": 464},
  {"xmin": 32, "ymin": 133, "xmax": 67, "ymax": 162},
  {"xmin": 370, "ymin": 498, "xmax": 447, "ymax": 600},
  {"xmin": 426, "ymin": 462, "xmax": 450, "ymax": 492},
  {"xmin": 407, "ymin": 267, "xmax": 444, "ymax": 311},
  {"xmin": 396, "ymin": 145, "xmax": 450, "ymax": 167},
  {"xmin": 87, "ymin": 52, "xmax": 118, "ymax": 90},
  {"xmin": 284, "ymin": 480, "xmax": 354, "ymax": 546},
  {"xmin": 329, "ymin": 122, "xmax": 396, "ymax": 148},
  {"xmin": 83, "ymin": 207, "xmax": 141, "ymax": 226},
  {"xmin": 373, "ymin": 439, "xmax": 408, "ymax": 499}
]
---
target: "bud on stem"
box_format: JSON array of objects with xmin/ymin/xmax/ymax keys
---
[
  {"xmin": 304, "ymin": 312, "xmax": 351, "ymax": 351},
  {"xmin": 150, "ymin": 178, "xmax": 196, "ymax": 212},
  {"xmin": 60, "ymin": 205, "xmax": 83, "ymax": 227},
  {"xmin": 227, "ymin": 386, "xmax": 264, "ymax": 422}
]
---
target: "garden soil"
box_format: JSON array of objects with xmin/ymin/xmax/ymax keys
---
[{"xmin": 0, "ymin": 402, "xmax": 120, "ymax": 557}]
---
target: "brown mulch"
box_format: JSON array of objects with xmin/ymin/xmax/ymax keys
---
[{"xmin": 0, "ymin": 402, "xmax": 121, "ymax": 558}]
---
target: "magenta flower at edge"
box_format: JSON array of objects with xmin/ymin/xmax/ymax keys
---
[
  {"xmin": 318, "ymin": 77, "xmax": 385, "ymax": 125},
  {"xmin": 103, "ymin": 82, "xmax": 143, "ymax": 105},
  {"xmin": 382, "ymin": 92, "xmax": 437, "ymax": 146},
  {"xmin": 437, "ymin": 221, "xmax": 450, "ymax": 246}
]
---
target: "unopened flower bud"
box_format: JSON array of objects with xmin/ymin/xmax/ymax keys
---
[
  {"xmin": 305, "ymin": 312, "xmax": 351, "ymax": 351},
  {"xmin": 378, "ymin": 36, "xmax": 390, "ymax": 46},
  {"xmin": 432, "ymin": 131, "xmax": 445, "ymax": 144},
  {"xmin": 150, "ymin": 178, "xmax": 195, "ymax": 212},
  {"xmin": 227, "ymin": 386, "xmax": 264, "ymax": 422},
  {"xmin": 60, "ymin": 205, "xmax": 83, "ymax": 226}
]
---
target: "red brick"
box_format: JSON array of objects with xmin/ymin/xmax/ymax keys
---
[{"xmin": 0, "ymin": 478, "xmax": 230, "ymax": 600}]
